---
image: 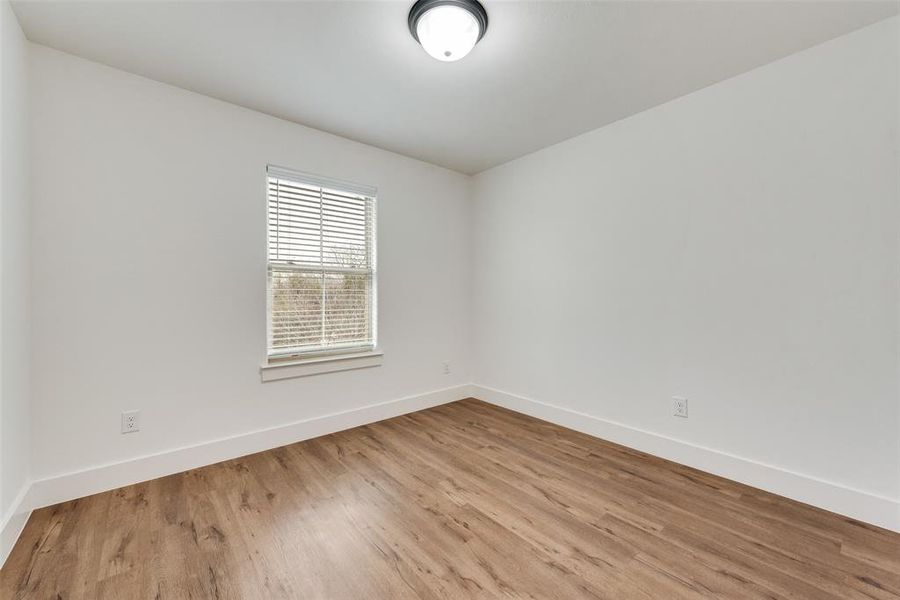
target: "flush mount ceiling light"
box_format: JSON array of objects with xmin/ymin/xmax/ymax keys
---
[{"xmin": 408, "ymin": 0, "xmax": 488, "ymax": 62}]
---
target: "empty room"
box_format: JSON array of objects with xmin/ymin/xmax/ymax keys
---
[{"xmin": 1, "ymin": 0, "xmax": 899, "ymax": 598}]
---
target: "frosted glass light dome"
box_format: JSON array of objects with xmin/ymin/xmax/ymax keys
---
[
  {"xmin": 416, "ymin": 5, "xmax": 479, "ymax": 61},
  {"xmin": 409, "ymin": 0, "xmax": 488, "ymax": 63}
]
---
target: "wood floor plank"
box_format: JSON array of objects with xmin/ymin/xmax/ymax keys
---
[{"xmin": 2, "ymin": 398, "xmax": 898, "ymax": 599}]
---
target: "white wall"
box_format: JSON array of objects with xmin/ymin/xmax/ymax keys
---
[
  {"xmin": 473, "ymin": 17, "xmax": 900, "ymax": 517},
  {"xmin": 0, "ymin": 0, "xmax": 32, "ymax": 560},
  {"xmin": 27, "ymin": 45, "xmax": 472, "ymax": 486}
]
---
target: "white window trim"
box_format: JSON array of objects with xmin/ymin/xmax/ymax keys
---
[
  {"xmin": 264, "ymin": 165, "xmax": 379, "ymax": 374},
  {"xmin": 260, "ymin": 349, "xmax": 384, "ymax": 382}
]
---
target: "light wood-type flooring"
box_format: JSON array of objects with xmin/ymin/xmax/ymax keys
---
[{"xmin": 2, "ymin": 398, "xmax": 899, "ymax": 599}]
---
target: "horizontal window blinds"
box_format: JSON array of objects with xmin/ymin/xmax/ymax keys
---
[{"xmin": 267, "ymin": 166, "xmax": 376, "ymax": 359}]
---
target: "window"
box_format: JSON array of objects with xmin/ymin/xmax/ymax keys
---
[{"xmin": 266, "ymin": 166, "xmax": 377, "ymax": 362}]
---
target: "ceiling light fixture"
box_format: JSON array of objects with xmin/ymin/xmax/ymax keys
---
[{"xmin": 408, "ymin": 0, "xmax": 488, "ymax": 62}]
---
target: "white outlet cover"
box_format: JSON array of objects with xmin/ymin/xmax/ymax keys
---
[
  {"xmin": 673, "ymin": 397, "xmax": 689, "ymax": 418},
  {"xmin": 121, "ymin": 410, "xmax": 141, "ymax": 433}
]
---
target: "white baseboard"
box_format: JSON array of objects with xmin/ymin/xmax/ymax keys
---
[
  {"xmin": 472, "ymin": 384, "xmax": 900, "ymax": 533},
  {"xmin": 24, "ymin": 384, "xmax": 475, "ymax": 515},
  {"xmin": 1, "ymin": 482, "xmax": 32, "ymax": 568}
]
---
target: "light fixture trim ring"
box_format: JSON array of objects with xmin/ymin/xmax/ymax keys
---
[{"xmin": 408, "ymin": 0, "xmax": 489, "ymax": 44}]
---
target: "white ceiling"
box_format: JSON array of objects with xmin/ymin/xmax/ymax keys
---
[{"xmin": 12, "ymin": 1, "xmax": 899, "ymax": 174}]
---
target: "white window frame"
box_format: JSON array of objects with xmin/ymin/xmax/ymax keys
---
[{"xmin": 261, "ymin": 165, "xmax": 381, "ymax": 380}]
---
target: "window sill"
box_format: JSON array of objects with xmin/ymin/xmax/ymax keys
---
[{"xmin": 260, "ymin": 350, "xmax": 384, "ymax": 382}]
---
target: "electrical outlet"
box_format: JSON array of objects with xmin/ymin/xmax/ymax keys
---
[
  {"xmin": 121, "ymin": 410, "xmax": 141, "ymax": 433},
  {"xmin": 442, "ymin": 361, "xmax": 451, "ymax": 375},
  {"xmin": 673, "ymin": 397, "xmax": 688, "ymax": 418}
]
